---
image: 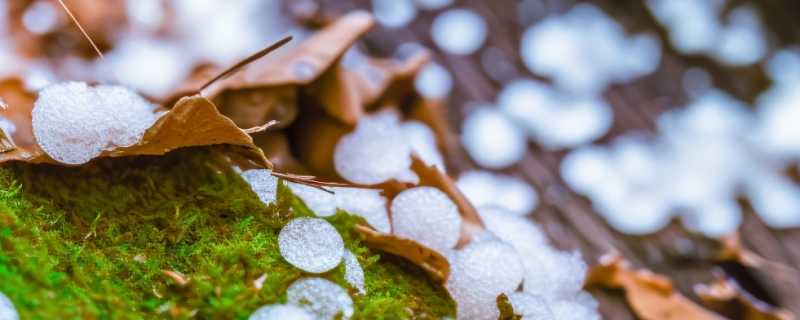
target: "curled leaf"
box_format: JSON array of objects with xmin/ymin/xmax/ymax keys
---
[
  {"xmin": 354, "ymin": 224, "xmax": 450, "ymax": 283},
  {"xmin": 586, "ymin": 253, "xmax": 724, "ymax": 320},
  {"xmin": 695, "ymin": 273, "xmax": 794, "ymax": 320}
]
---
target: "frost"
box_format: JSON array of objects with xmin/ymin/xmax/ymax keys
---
[
  {"xmin": 278, "ymin": 218, "xmax": 344, "ymax": 273},
  {"xmin": 240, "ymin": 169, "xmax": 279, "ymax": 205},
  {"xmin": 431, "ymin": 9, "xmax": 487, "ymax": 55},
  {"xmin": 414, "ymin": 62, "xmax": 453, "ymax": 99},
  {"xmin": 286, "ymin": 277, "xmax": 354, "ymax": 320},
  {"xmin": 446, "ymin": 240, "xmax": 524, "ymax": 320},
  {"xmin": 0, "ymin": 292, "xmax": 18, "ymax": 320},
  {"xmin": 343, "ymin": 250, "xmax": 366, "ymax": 295},
  {"xmin": 461, "ymin": 106, "xmax": 527, "ymax": 169},
  {"xmin": 506, "ymin": 292, "xmax": 553, "ymax": 320},
  {"xmin": 457, "ymin": 171, "xmax": 538, "ymax": 215},
  {"xmin": 249, "ymin": 304, "xmax": 313, "ymax": 320},
  {"xmin": 32, "ymin": 82, "xmax": 160, "ymax": 165},
  {"xmin": 390, "ymin": 186, "xmax": 462, "ymax": 253}
]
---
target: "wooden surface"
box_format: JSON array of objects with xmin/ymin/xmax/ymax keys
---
[{"xmin": 303, "ymin": 0, "xmax": 800, "ymax": 318}]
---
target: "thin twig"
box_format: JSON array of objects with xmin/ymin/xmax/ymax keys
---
[
  {"xmin": 56, "ymin": 0, "xmax": 104, "ymax": 60},
  {"xmin": 198, "ymin": 36, "xmax": 293, "ymax": 93},
  {"xmin": 243, "ymin": 120, "xmax": 279, "ymax": 134}
]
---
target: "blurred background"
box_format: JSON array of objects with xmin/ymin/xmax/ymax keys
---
[{"xmin": 2, "ymin": 0, "xmax": 800, "ymax": 317}]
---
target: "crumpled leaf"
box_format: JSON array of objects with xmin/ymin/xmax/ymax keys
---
[
  {"xmin": 352, "ymin": 50, "xmax": 432, "ymax": 107},
  {"xmin": 167, "ymin": 12, "xmax": 375, "ymax": 126},
  {"xmin": 586, "ymin": 253, "xmax": 724, "ymax": 320},
  {"xmin": 354, "ymin": 224, "xmax": 450, "ymax": 283},
  {"xmin": 695, "ymin": 272, "xmax": 794, "ymax": 320},
  {"xmin": 717, "ymin": 233, "xmax": 799, "ymax": 275},
  {"xmin": 0, "ymin": 83, "xmax": 270, "ymax": 167}
]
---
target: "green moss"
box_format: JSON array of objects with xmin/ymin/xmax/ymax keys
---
[{"xmin": 0, "ymin": 148, "xmax": 454, "ymax": 319}]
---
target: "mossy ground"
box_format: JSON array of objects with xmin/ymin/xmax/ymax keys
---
[{"xmin": 0, "ymin": 148, "xmax": 454, "ymax": 319}]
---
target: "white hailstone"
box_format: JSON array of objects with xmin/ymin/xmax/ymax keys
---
[
  {"xmin": 401, "ymin": 121, "xmax": 446, "ymax": 170},
  {"xmin": 22, "ymin": 1, "xmax": 59, "ymax": 34},
  {"xmin": 461, "ymin": 106, "xmax": 527, "ymax": 169},
  {"xmin": 249, "ymin": 304, "xmax": 313, "ymax": 320},
  {"xmin": 757, "ymin": 84, "xmax": 800, "ymax": 158},
  {"xmin": 548, "ymin": 295, "xmax": 601, "ymax": 320},
  {"xmin": 497, "ymin": 79, "xmax": 612, "ymax": 149},
  {"xmin": 278, "ymin": 218, "xmax": 344, "ymax": 273},
  {"xmin": 646, "ymin": 0, "xmax": 722, "ymax": 55},
  {"xmin": 476, "ymin": 206, "xmax": 548, "ymax": 254},
  {"xmin": 506, "ymin": 292, "xmax": 554, "ymax": 320},
  {"xmin": 343, "ymin": 250, "xmax": 366, "ymax": 295},
  {"xmin": 126, "ymin": 0, "xmax": 165, "ymax": 31},
  {"xmin": 682, "ymin": 200, "xmax": 742, "ymax": 237},
  {"xmin": 522, "ymin": 250, "xmax": 587, "ymax": 300},
  {"xmin": 288, "ymin": 182, "xmax": 337, "ymax": 217},
  {"xmin": 414, "ymin": 0, "xmax": 453, "ymax": 10},
  {"xmin": 391, "ymin": 187, "xmax": 462, "ymax": 253},
  {"xmin": 23, "ymin": 63, "xmax": 55, "ymax": 91},
  {"xmin": 458, "ymin": 171, "xmax": 538, "ymax": 216},
  {"xmin": 446, "ymin": 240, "xmax": 525, "ymax": 320},
  {"xmin": 414, "ymin": 62, "xmax": 453, "ymax": 100},
  {"xmin": 286, "ymin": 277, "xmax": 354, "ymax": 320},
  {"xmin": 712, "ymin": 6, "xmax": 767, "ymax": 66},
  {"xmin": 241, "ymin": 169, "xmax": 279, "ymax": 205},
  {"xmin": 334, "ymin": 114, "xmax": 413, "ymax": 185},
  {"xmin": 0, "ymin": 292, "xmax": 18, "ymax": 320},
  {"xmin": 372, "ymin": 0, "xmax": 417, "ymax": 28},
  {"xmin": 520, "ymin": 4, "xmax": 661, "ymax": 94},
  {"xmin": 765, "ymin": 48, "xmax": 800, "ymax": 85},
  {"xmin": 32, "ymin": 82, "xmax": 160, "ymax": 165},
  {"xmin": 100, "ymin": 35, "xmax": 192, "ymax": 98},
  {"xmin": 431, "ymin": 9, "xmax": 487, "ymax": 55},
  {"xmin": 746, "ymin": 172, "xmax": 800, "ymax": 228},
  {"xmin": 332, "ymin": 187, "xmax": 391, "ymax": 233}
]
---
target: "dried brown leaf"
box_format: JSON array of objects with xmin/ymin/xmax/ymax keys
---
[
  {"xmin": 354, "ymin": 224, "xmax": 450, "ymax": 283},
  {"xmin": 586, "ymin": 253, "xmax": 724, "ymax": 320},
  {"xmin": 695, "ymin": 273, "xmax": 795, "ymax": 320}
]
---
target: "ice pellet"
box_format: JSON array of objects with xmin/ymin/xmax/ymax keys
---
[
  {"xmin": 334, "ymin": 114, "xmax": 413, "ymax": 185},
  {"xmin": 506, "ymin": 292, "xmax": 553, "ymax": 320},
  {"xmin": 461, "ymin": 106, "xmax": 527, "ymax": 169},
  {"xmin": 286, "ymin": 277, "xmax": 354, "ymax": 320},
  {"xmin": 333, "ymin": 187, "xmax": 391, "ymax": 233},
  {"xmin": 249, "ymin": 304, "xmax": 313, "ymax": 320},
  {"xmin": 0, "ymin": 292, "xmax": 17, "ymax": 320},
  {"xmin": 414, "ymin": 62, "xmax": 453, "ymax": 99},
  {"xmin": 401, "ymin": 121, "xmax": 446, "ymax": 170},
  {"xmin": 548, "ymin": 294, "xmax": 601, "ymax": 320},
  {"xmin": 522, "ymin": 250, "xmax": 587, "ymax": 300},
  {"xmin": 446, "ymin": 240, "xmax": 525, "ymax": 320},
  {"xmin": 431, "ymin": 9, "xmax": 487, "ymax": 55},
  {"xmin": 288, "ymin": 182, "xmax": 338, "ymax": 217},
  {"xmin": 32, "ymin": 82, "xmax": 159, "ymax": 165},
  {"xmin": 343, "ymin": 250, "xmax": 366, "ymax": 295},
  {"xmin": 372, "ymin": 0, "xmax": 417, "ymax": 28},
  {"xmin": 240, "ymin": 169, "xmax": 279, "ymax": 205},
  {"xmin": 457, "ymin": 171, "xmax": 538, "ymax": 215},
  {"xmin": 476, "ymin": 206, "xmax": 548, "ymax": 254},
  {"xmin": 391, "ymin": 187, "xmax": 462, "ymax": 253},
  {"xmin": 278, "ymin": 218, "xmax": 344, "ymax": 273}
]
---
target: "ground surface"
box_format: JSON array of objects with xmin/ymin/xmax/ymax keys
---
[{"xmin": 0, "ymin": 148, "xmax": 454, "ymax": 319}]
